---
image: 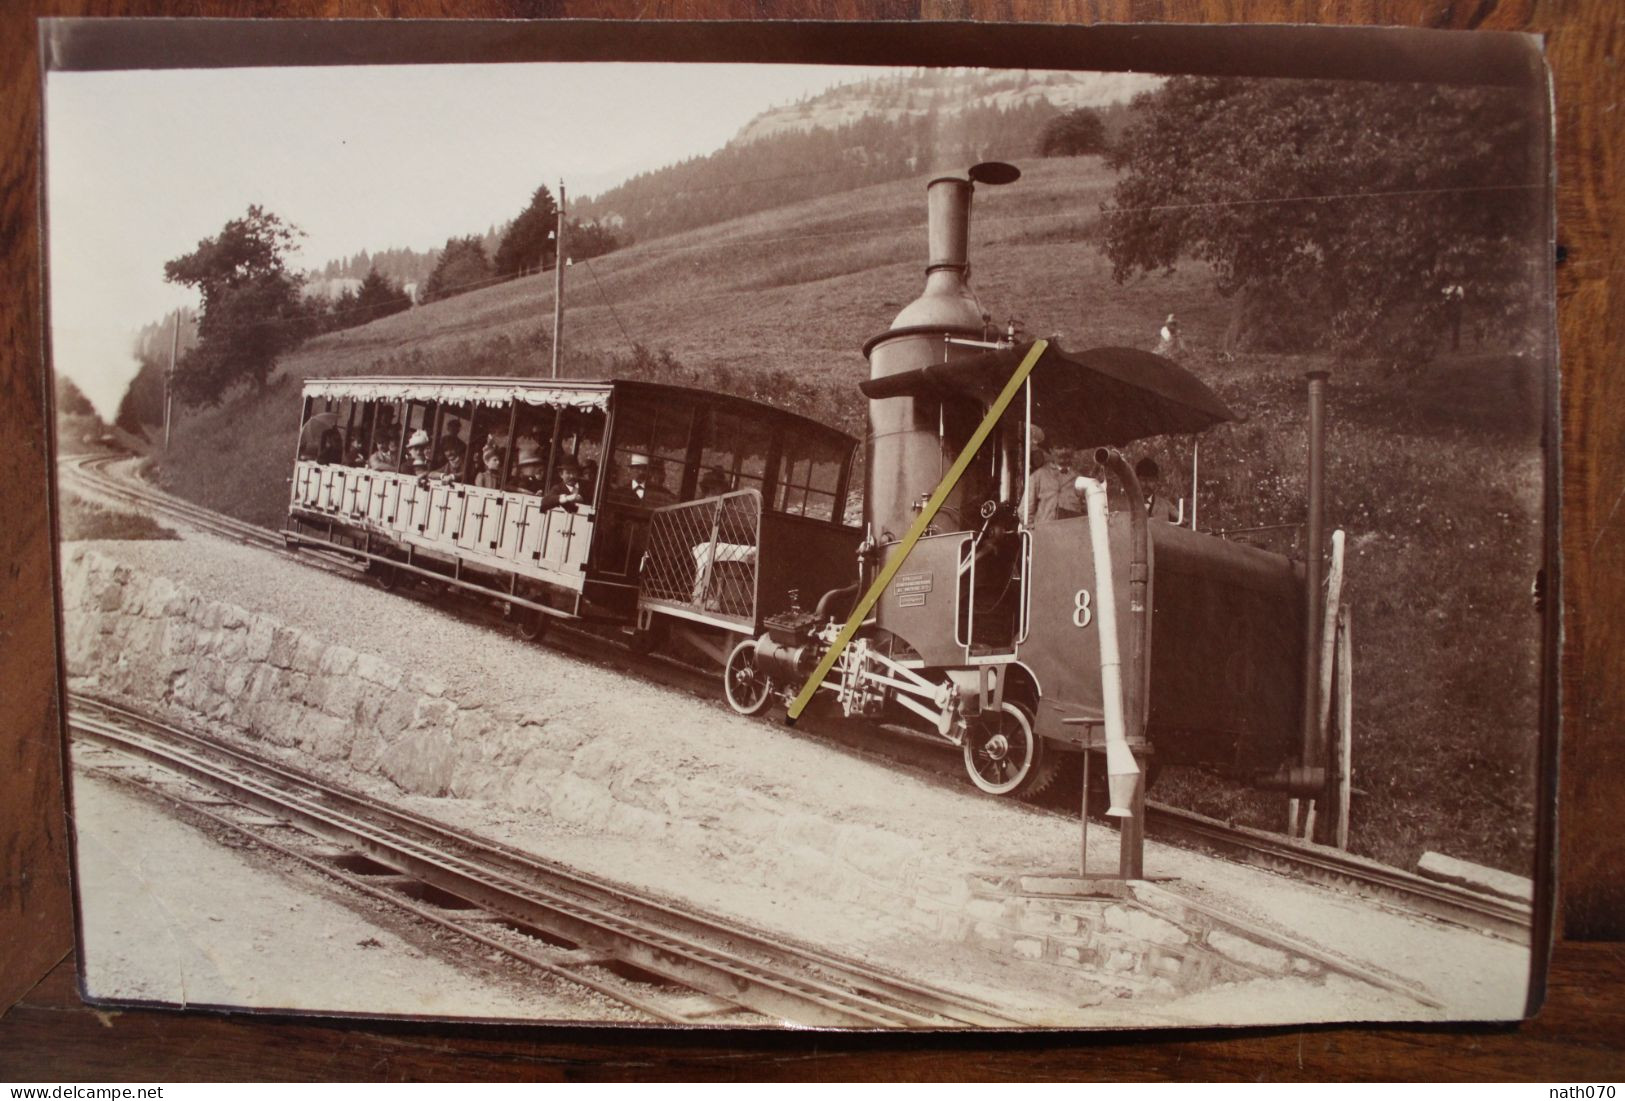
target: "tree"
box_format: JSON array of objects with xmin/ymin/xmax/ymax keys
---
[
  {"xmin": 421, "ymin": 236, "xmax": 495, "ymax": 304},
  {"xmin": 567, "ymin": 219, "xmax": 625, "ymax": 262},
  {"xmin": 1038, "ymin": 109, "xmax": 1109, "ymax": 157},
  {"xmin": 115, "ymin": 352, "xmax": 167, "ymax": 434},
  {"xmin": 354, "ymin": 268, "xmax": 412, "ymax": 324},
  {"xmin": 1102, "ymin": 78, "xmax": 1543, "ymax": 359},
  {"xmin": 163, "ymin": 206, "xmax": 307, "ymax": 405},
  {"xmin": 56, "ymin": 375, "xmax": 97, "ymax": 418},
  {"xmin": 494, "ymin": 185, "xmax": 560, "ymax": 278}
]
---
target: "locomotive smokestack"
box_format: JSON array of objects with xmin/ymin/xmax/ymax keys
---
[{"xmin": 926, "ymin": 177, "xmax": 972, "ymax": 276}]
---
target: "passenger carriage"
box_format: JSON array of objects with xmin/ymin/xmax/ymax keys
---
[{"xmin": 286, "ymin": 377, "xmax": 862, "ymax": 660}]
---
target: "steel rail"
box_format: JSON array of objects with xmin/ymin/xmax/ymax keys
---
[
  {"xmin": 61, "ymin": 450, "xmax": 1532, "ymax": 943},
  {"xmin": 1141, "ymin": 801, "xmax": 1532, "ymax": 942},
  {"xmin": 72, "ymin": 737, "xmax": 717, "ymax": 1026},
  {"xmin": 70, "ymin": 696, "xmax": 1026, "ymax": 1029}
]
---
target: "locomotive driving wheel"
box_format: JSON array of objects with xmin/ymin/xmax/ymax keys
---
[
  {"xmin": 723, "ymin": 639, "xmax": 774, "ymax": 716},
  {"xmin": 963, "ymin": 701, "xmax": 1050, "ymax": 798}
]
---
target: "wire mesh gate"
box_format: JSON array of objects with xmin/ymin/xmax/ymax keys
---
[{"xmin": 640, "ymin": 490, "xmax": 762, "ymax": 625}]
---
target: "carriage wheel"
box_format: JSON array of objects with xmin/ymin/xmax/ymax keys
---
[
  {"xmin": 372, "ymin": 561, "xmax": 401, "ymax": 592},
  {"xmin": 963, "ymin": 701, "xmax": 1048, "ymax": 797},
  {"xmin": 723, "ymin": 640, "xmax": 774, "ymax": 716},
  {"xmin": 627, "ymin": 618, "xmax": 668, "ymax": 656},
  {"xmin": 516, "ymin": 608, "xmax": 549, "ymax": 642}
]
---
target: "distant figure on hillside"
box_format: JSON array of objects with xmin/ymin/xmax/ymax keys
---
[
  {"xmin": 1442, "ymin": 283, "xmax": 1466, "ymax": 351},
  {"xmin": 1155, "ymin": 313, "xmax": 1184, "ymax": 357}
]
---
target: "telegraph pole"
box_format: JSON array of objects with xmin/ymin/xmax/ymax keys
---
[
  {"xmin": 551, "ymin": 181, "xmax": 566, "ymax": 380},
  {"xmin": 163, "ymin": 308, "xmax": 180, "ymax": 449}
]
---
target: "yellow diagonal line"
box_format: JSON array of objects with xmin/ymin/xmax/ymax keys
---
[{"xmin": 786, "ymin": 339, "xmax": 1048, "ymax": 723}]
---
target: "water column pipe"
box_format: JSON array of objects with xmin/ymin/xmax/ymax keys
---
[
  {"xmin": 1076, "ymin": 477, "xmax": 1139, "ymax": 819},
  {"xmin": 1096, "ymin": 449, "xmax": 1150, "ymax": 752}
]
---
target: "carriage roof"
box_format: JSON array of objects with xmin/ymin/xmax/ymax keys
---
[{"xmin": 301, "ymin": 376, "xmax": 857, "ymax": 446}]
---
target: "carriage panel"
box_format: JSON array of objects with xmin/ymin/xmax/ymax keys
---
[{"xmin": 457, "ymin": 489, "xmax": 504, "ymax": 554}]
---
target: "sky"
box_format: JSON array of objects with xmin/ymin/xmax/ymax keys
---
[{"xmin": 45, "ymin": 62, "xmax": 887, "ymax": 420}]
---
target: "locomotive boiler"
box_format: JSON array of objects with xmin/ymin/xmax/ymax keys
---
[{"xmin": 723, "ymin": 163, "xmax": 1323, "ymax": 817}]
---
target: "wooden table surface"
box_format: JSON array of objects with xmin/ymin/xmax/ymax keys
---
[{"xmin": 4, "ymin": 1, "xmax": 1621, "ymax": 1080}]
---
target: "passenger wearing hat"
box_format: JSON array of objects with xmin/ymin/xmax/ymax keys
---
[
  {"xmin": 404, "ymin": 428, "xmax": 432, "ymax": 474},
  {"xmin": 434, "ymin": 436, "xmax": 468, "ymax": 483},
  {"xmin": 1135, "ymin": 456, "xmax": 1178, "ymax": 522},
  {"xmin": 367, "ymin": 439, "xmax": 397, "ymax": 472},
  {"xmin": 510, "ymin": 437, "xmax": 547, "ymax": 492},
  {"xmin": 697, "ymin": 467, "xmax": 731, "ymax": 498},
  {"xmin": 541, "ymin": 456, "xmax": 588, "ymax": 512},
  {"xmin": 475, "ymin": 445, "xmax": 505, "ymax": 489},
  {"xmin": 618, "ymin": 453, "xmax": 676, "ymax": 507}
]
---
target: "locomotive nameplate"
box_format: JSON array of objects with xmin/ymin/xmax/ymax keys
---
[
  {"xmin": 898, "ymin": 592, "xmax": 927, "ymax": 607},
  {"xmin": 894, "ymin": 571, "xmax": 934, "ymax": 595}
]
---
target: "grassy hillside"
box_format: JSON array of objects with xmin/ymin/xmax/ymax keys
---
[{"xmin": 156, "ymin": 155, "xmax": 1544, "ymax": 875}]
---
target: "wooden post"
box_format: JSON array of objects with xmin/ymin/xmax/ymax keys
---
[
  {"xmin": 1337, "ymin": 607, "xmax": 1354, "ymax": 851},
  {"xmin": 551, "ymin": 182, "xmax": 566, "ymax": 380},
  {"xmin": 1080, "ymin": 747, "xmax": 1091, "ymax": 876},
  {"xmin": 163, "ymin": 309, "xmax": 180, "ymax": 449},
  {"xmin": 1118, "ymin": 768, "xmax": 1146, "ymax": 879}
]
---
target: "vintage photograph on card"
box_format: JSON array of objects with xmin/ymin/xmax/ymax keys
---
[{"xmin": 44, "ymin": 21, "xmax": 1554, "ymax": 1027}]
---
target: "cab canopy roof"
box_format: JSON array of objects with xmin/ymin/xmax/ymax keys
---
[{"xmin": 858, "ymin": 341, "xmax": 1238, "ymax": 448}]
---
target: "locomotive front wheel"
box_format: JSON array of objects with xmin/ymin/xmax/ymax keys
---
[
  {"xmin": 963, "ymin": 701, "xmax": 1046, "ymax": 797},
  {"xmin": 723, "ymin": 640, "xmax": 774, "ymax": 716}
]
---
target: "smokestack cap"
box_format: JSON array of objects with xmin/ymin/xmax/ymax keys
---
[{"xmin": 969, "ymin": 161, "xmax": 1021, "ymax": 186}]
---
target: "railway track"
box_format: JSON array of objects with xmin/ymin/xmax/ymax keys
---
[
  {"xmin": 59, "ymin": 449, "xmax": 1533, "ymax": 944},
  {"xmin": 70, "ymin": 695, "xmax": 1029, "ymax": 1029}
]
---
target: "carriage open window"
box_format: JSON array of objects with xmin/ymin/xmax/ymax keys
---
[
  {"xmin": 298, "ymin": 395, "xmax": 354, "ymax": 464},
  {"xmin": 430, "ymin": 402, "xmax": 473, "ymax": 481},
  {"xmin": 695, "ymin": 406, "xmax": 772, "ymax": 500},
  {"xmin": 775, "ymin": 425, "xmax": 845, "ymax": 522}
]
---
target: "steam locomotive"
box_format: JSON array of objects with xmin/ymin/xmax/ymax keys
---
[{"xmin": 286, "ymin": 161, "xmax": 1331, "ymax": 826}]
